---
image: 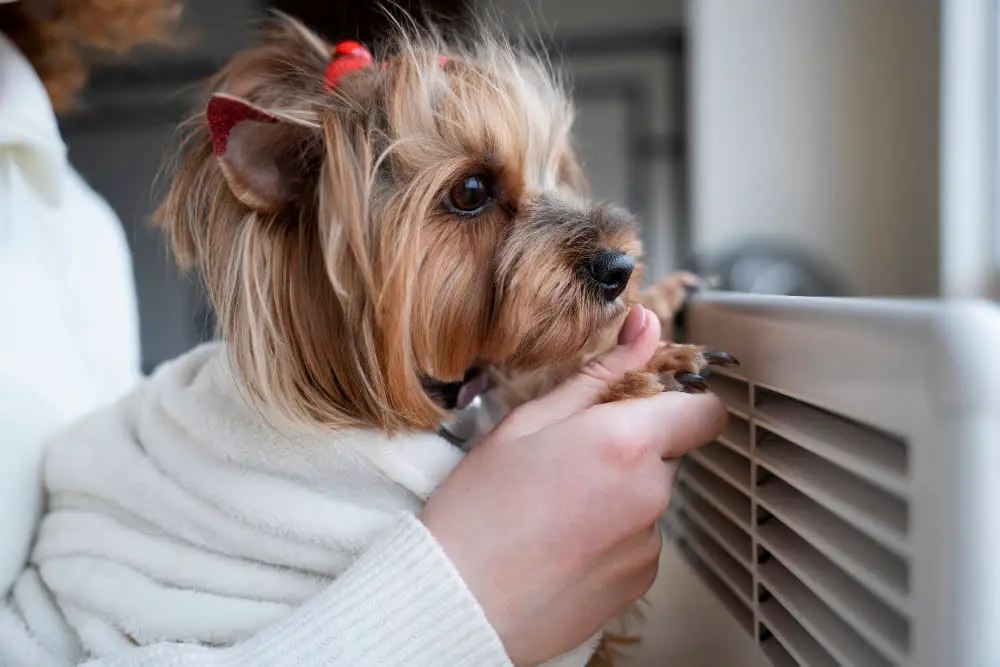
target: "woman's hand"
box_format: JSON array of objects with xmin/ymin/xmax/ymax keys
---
[{"xmin": 422, "ymin": 306, "xmax": 728, "ymax": 665}]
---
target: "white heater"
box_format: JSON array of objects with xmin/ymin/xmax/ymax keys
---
[
  {"xmin": 656, "ymin": 294, "xmax": 1000, "ymax": 667},
  {"xmin": 625, "ymin": 0, "xmax": 1000, "ymax": 663}
]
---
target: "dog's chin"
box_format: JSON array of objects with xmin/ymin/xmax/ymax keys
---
[
  {"xmin": 583, "ymin": 294, "xmax": 631, "ymax": 340},
  {"xmin": 605, "ymin": 295, "xmax": 629, "ymax": 319}
]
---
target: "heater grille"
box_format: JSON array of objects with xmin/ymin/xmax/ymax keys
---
[{"xmin": 664, "ymin": 371, "xmax": 911, "ymax": 667}]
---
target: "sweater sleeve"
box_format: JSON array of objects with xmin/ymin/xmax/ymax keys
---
[{"xmin": 1, "ymin": 514, "xmax": 513, "ymax": 667}]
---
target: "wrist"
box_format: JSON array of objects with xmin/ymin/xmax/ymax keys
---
[{"xmin": 229, "ymin": 514, "xmax": 512, "ymax": 667}]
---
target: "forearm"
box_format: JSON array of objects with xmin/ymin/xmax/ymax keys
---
[{"xmin": 2, "ymin": 515, "xmax": 512, "ymax": 667}]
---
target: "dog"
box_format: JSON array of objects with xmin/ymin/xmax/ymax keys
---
[
  {"xmin": 5, "ymin": 14, "xmax": 736, "ymax": 667},
  {"xmin": 160, "ymin": 15, "xmax": 733, "ymax": 431}
]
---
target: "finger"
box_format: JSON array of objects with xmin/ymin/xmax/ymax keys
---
[
  {"xmin": 590, "ymin": 522, "xmax": 663, "ymax": 577},
  {"xmin": 588, "ymin": 526, "xmax": 663, "ymax": 605},
  {"xmin": 586, "ymin": 390, "xmax": 728, "ymax": 460},
  {"xmin": 502, "ymin": 307, "xmax": 662, "ymax": 437},
  {"xmin": 617, "ymin": 303, "xmax": 649, "ymax": 345}
]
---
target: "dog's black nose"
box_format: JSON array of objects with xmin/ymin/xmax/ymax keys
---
[{"xmin": 586, "ymin": 250, "xmax": 634, "ymax": 301}]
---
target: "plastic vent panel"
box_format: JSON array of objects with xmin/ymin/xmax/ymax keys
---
[{"xmin": 664, "ymin": 371, "xmax": 911, "ymax": 667}]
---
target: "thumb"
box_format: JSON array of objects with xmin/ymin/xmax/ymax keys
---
[{"xmin": 501, "ymin": 306, "xmax": 662, "ymax": 437}]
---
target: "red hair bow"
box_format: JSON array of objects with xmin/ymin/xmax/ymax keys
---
[
  {"xmin": 324, "ymin": 41, "xmax": 373, "ymax": 89},
  {"xmin": 324, "ymin": 40, "xmax": 450, "ymax": 89}
]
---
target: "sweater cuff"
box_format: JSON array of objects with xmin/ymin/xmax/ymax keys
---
[{"xmin": 225, "ymin": 513, "xmax": 513, "ymax": 667}]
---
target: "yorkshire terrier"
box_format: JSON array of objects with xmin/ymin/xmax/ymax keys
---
[
  {"xmin": 31, "ymin": 14, "xmax": 738, "ymax": 667},
  {"xmin": 159, "ymin": 16, "xmax": 733, "ymax": 429}
]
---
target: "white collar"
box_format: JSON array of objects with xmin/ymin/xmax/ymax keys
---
[{"xmin": 0, "ymin": 33, "xmax": 68, "ymax": 205}]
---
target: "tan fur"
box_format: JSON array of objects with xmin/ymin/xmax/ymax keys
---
[
  {"xmin": 491, "ymin": 269, "xmax": 707, "ymax": 406},
  {"xmin": 154, "ymin": 14, "xmax": 733, "ymax": 666},
  {"xmin": 156, "ymin": 15, "xmax": 637, "ymax": 435}
]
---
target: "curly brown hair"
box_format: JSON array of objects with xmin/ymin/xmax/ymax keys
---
[{"xmin": 0, "ymin": 0, "xmax": 183, "ymax": 113}]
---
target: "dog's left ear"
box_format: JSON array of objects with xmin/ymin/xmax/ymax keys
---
[{"xmin": 206, "ymin": 93, "xmax": 316, "ymax": 213}]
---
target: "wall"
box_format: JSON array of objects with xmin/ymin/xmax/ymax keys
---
[
  {"xmin": 493, "ymin": 0, "xmax": 683, "ymax": 33},
  {"xmin": 491, "ymin": 0, "xmax": 688, "ymax": 279},
  {"xmin": 690, "ymin": 0, "xmax": 941, "ymax": 297}
]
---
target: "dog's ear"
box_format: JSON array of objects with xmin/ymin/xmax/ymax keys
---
[{"xmin": 207, "ymin": 94, "xmax": 317, "ymax": 213}]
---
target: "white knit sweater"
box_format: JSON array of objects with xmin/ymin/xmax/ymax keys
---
[{"xmin": 0, "ymin": 344, "xmax": 599, "ymax": 667}]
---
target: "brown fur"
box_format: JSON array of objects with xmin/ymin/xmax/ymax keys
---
[
  {"xmin": 491, "ymin": 270, "xmax": 708, "ymax": 406},
  {"xmin": 0, "ymin": 0, "xmax": 182, "ymax": 113},
  {"xmin": 155, "ymin": 15, "xmax": 640, "ymax": 436},
  {"xmin": 154, "ymin": 14, "xmax": 730, "ymax": 666}
]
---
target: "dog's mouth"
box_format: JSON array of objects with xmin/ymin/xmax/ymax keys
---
[{"xmin": 421, "ymin": 367, "xmax": 491, "ymax": 411}]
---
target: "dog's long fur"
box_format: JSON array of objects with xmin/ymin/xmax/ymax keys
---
[
  {"xmin": 157, "ymin": 16, "xmax": 642, "ymax": 435},
  {"xmin": 155, "ymin": 14, "xmax": 722, "ymax": 666}
]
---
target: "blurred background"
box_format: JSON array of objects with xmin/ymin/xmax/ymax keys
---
[{"xmin": 59, "ymin": 0, "xmax": 943, "ymax": 374}]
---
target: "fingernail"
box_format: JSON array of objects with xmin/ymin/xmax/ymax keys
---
[{"xmin": 618, "ymin": 306, "xmax": 648, "ymax": 345}]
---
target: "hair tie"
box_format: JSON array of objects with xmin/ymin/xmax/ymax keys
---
[
  {"xmin": 324, "ymin": 41, "xmax": 374, "ymax": 89},
  {"xmin": 324, "ymin": 41, "xmax": 450, "ymax": 90}
]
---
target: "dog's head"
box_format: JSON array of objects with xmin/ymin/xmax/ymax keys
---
[{"xmin": 156, "ymin": 15, "xmax": 643, "ymax": 433}]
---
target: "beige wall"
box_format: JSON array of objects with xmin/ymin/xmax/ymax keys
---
[
  {"xmin": 492, "ymin": 0, "xmax": 688, "ymax": 279},
  {"xmin": 691, "ymin": 0, "xmax": 941, "ymax": 296}
]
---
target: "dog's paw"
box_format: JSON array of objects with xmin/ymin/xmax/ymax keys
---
[
  {"xmin": 649, "ymin": 343, "xmax": 737, "ymax": 394},
  {"xmin": 604, "ymin": 344, "xmax": 738, "ymax": 401},
  {"xmin": 660, "ymin": 347, "xmax": 739, "ymax": 393}
]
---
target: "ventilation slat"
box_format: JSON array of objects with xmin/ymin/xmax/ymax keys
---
[
  {"xmin": 758, "ymin": 478, "xmax": 909, "ymax": 613},
  {"xmin": 756, "ymin": 430, "xmax": 908, "ymax": 556},
  {"xmin": 676, "ymin": 459, "xmax": 752, "ymax": 529},
  {"xmin": 760, "ymin": 636, "xmax": 802, "ymax": 667},
  {"xmin": 717, "ymin": 413, "xmax": 751, "ymax": 455},
  {"xmin": 758, "ymin": 598, "xmax": 839, "ymax": 667},
  {"xmin": 663, "ymin": 368, "xmax": 912, "ymax": 667},
  {"xmin": 674, "ymin": 485, "xmax": 753, "ymax": 565},
  {"xmin": 758, "ymin": 518, "xmax": 909, "ymax": 662},
  {"xmin": 755, "ymin": 388, "xmax": 908, "ymax": 496},
  {"xmin": 688, "ymin": 442, "xmax": 752, "ymax": 494},
  {"xmin": 674, "ymin": 515, "xmax": 754, "ymax": 606},
  {"xmin": 760, "ymin": 560, "xmax": 897, "ymax": 667},
  {"xmin": 708, "ymin": 372, "xmax": 750, "ymax": 416},
  {"xmin": 676, "ymin": 542, "xmax": 755, "ymax": 636}
]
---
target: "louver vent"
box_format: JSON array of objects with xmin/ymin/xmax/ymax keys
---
[{"xmin": 664, "ymin": 370, "xmax": 911, "ymax": 667}]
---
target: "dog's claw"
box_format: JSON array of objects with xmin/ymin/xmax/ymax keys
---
[
  {"xmin": 705, "ymin": 350, "xmax": 739, "ymax": 367},
  {"xmin": 676, "ymin": 372, "xmax": 709, "ymax": 393}
]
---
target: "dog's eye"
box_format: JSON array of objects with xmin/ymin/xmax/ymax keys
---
[{"xmin": 446, "ymin": 174, "xmax": 493, "ymax": 215}]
